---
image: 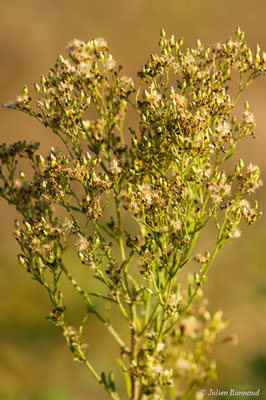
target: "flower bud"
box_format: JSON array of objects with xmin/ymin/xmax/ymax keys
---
[
  {"xmin": 38, "ymin": 155, "xmax": 45, "ymax": 165},
  {"xmin": 236, "ymin": 26, "xmax": 241, "ymax": 37},
  {"xmin": 14, "ymin": 220, "xmax": 20, "ymax": 229},
  {"xmin": 25, "ymin": 221, "xmax": 32, "ymax": 233},
  {"xmin": 196, "ymin": 39, "xmax": 201, "ymax": 49},
  {"xmin": 181, "ymin": 81, "xmax": 186, "ymax": 90},
  {"xmin": 34, "ymin": 83, "xmax": 41, "ymax": 93},
  {"xmin": 85, "ymin": 152, "xmax": 91, "ymax": 161},
  {"xmin": 239, "ymin": 159, "xmax": 244, "ymax": 170},
  {"xmin": 57, "ymin": 54, "xmax": 64, "ymax": 63},
  {"xmin": 160, "ymin": 29, "xmax": 166, "ymax": 39},
  {"xmin": 18, "ymin": 255, "xmax": 25, "ymax": 266}
]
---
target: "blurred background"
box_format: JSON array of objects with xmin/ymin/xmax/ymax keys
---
[{"xmin": 0, "ymin": 1, "xmax": 266, "ymax": 399}]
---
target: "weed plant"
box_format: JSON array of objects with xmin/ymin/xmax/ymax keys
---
[{"xmin": 1, "ymin": 28, "xmax": 265, "ymax": 399}]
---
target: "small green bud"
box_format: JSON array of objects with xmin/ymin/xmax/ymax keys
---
[
  {"xmin": 18, "ymin": 255, "xmax": 25, "ymax": 266},
  {"xmin": 25, "ymin": 221, "xmax": 32, "ymax": 233},
  {"xmin": 38, "ymin": 155, "xmax": 45, "ymax": 165},
  {"xmin": 159, "ymin": 39, "xmax": 164, "ymax": 48},
  {"xmin": 57, "ymin": 54, "xmax": 64, "ymax": 63},
  {"xmin": 181, "ymin": 81, "xmax": 186, "ymax": 90},
  {"xmin": 85, "ymin": 152, "xmax": 91, "ymax": 161},
  {"xmin": 50, "ymin": 154, "xmax": 56, "ymax": 167},
  {"xmin": 187, "ymin": 274, "xmax": 193, "ymax": 284},
  {"xmin": 41, "ymin": 217, "xmax": 47, "ymax": 227},
  {"xmin": 99, "ymin": 51, "xmax": 105, "ymax": 61},
  {"xmin": 160, "ymin": 28, "xmax": 166, "ymax": 39},
  {"xmin": 34, "ymin": 83, "xmax": 40, "ymax": 93},
  {"xmin": 19, "ymin": 171, "xmax": 25, "ymax": 180},
  {"xmin": 235, "ymin": 209, "xmax": 241, "ymax": 218},
  {"xmin": 169, "ymin": 35, "xmax": 175, "ymax": 46},
  {"xmin": 35, "ymin": 257, "xmax": 42, "ymax": 267},
  {"xmin": 40, "ymin": 75, "xmax": 46, "ymax": 85},
  {"xmin": 194, "ymin": 273, "xmax": 200, "ymax": 284},
  {"xmin": 141, "ymin": 114, "xmax": 146, "ymax": 122},
  {"xmin": 236, "ymin": 26, "xmax": 241, "ymax": 37},
  {"xmin": 174, "ymin": 42, "xmax": 179, "ymax": 51},
  {"xmin": 196, "ymin": 39, "xmax": 201, "ymax": 49},
  {"xmin": 132, "ymin": 138, "xmax": 138, "ymax": 147},
  {"xmin": 239, "ymin": 159, "xmax": 244, "ymax": 170},
  {"xmin": 14, "ymin": 220, "xmax": 20, "ymax": 229},
  {"xmin": 23, "ymin": 85, "xmax": 28, "ymax": 95}
]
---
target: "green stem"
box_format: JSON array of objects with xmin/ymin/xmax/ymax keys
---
[
  {"xmin": 115, "ymin": 198, "xmax": 126, "ymax": 262},
  {"xmin": 130, "ymin": 302, "xmax": 139, "ymax": 400},
  {"xmin": 59, "ymin": 262, "xmax": 128, "ymax": 351}
]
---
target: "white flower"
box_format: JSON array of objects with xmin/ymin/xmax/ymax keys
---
[
  {"xmin": 119, "ymin": 76, "xmax": 134, "ymax": 91},
  {"xmin": 139, "ymin": 184, "xmax": 153, "ymax": 205},
  {"xmin": 62, "ymin": 218, "xmax": 73, "ymax": 231},
  {"xmin": 247, "ymin": 163, "xmax": 259, "ymax": 174},
  {"xmin": 104, "ymin": 54, "xmax": 116, "ymax": 71},
  {"xmin": 93, "ymin": 37, "xmax": 108, "ymax": 49},
  {"xmin": 13, "ymin": 180, "xmax": 22, "ymax": 190},
  {"xmin": 194, "ymin": 253, "xmax": 208, "ymax": 264},
  {"xmin": 243, "ymin": 110, "xmax": 255, "ymax": 124},
  {"xmin": 76, "ymin": 237, "xmax": 89, "ymax": 252},
  {"xmin": 216, "ymin": 121, "xmax": 230, "ymax": 136},
  {"xmin": 170, "ymin": 218, "xmax": 182, "ymax": 231},
  {"xmin": 229, "ymin": 226, "xmax": 241, "ymax": 239},
  {"xmin": 110, "ymin": 159, "xmax": 122, "ymax": 174}
]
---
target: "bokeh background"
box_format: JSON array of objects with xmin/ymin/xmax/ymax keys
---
[{"xmin": 0, "ymin": 1, "xmax": 266, "ymax": 399}]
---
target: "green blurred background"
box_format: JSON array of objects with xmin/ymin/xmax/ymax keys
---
[{"xmin": 0, "ymin": 1, "xmax": 266, "ymax": 399}]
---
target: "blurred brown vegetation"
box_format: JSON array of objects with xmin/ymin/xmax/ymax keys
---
[{"xmin": 0, "ymin": 1, "xmax": 266, "ymax": 399}]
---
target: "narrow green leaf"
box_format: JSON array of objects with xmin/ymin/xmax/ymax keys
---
[
  {"xmin": 87, "ymin": 291, "xmax": 117, "ymax": 303},
  {"xmin": 117, "ymin": 358, "xmax": 131, "ymax": 397}
]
